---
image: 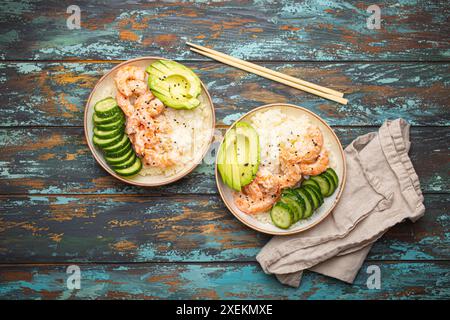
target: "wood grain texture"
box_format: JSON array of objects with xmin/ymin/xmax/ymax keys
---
[
  {"xmin": 0, "ymin": 0, "xmax": 449, "ymax": 61},
  {"xmin": 0, "ymin": 194, "xmax": 448, "ymax": 263},
  {"xmin": 1, "ymin": 0, "xmax": 449, "ymax": 300},
  {"xmin": 1, "ymin": 62, "xmax": 449, "ymax": 127},
  {"xmin": 0, "ymin": 262, "xmax": 449, "ymax": 299},
  {"xmin": 1, "ymin": 127, "xmax": 447, "ymax": 195}
]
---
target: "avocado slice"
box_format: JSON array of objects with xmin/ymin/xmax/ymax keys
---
[
  {"xmin": 146, "ymin": 60, "xmax": 202, "ymax": 110},
  {"xmin": 236, "ymin": 122, "xmax": 260, "ymax": 176},
  {"xmin": 236, "ymin": 127, "xmax": 254, "ymax": 186},
  {"xmin": 217, "ymin": 122, "xmax": 261, "ymax": 191},
  {"xmin": 218, "ymin": 140, "xmax": 232, "ymax": 188},
  {"xmin": 218, "ymin": 128, "xmax": 241, "ymax": 191}
]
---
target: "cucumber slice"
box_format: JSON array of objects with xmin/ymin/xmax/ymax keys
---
[
  {"xmin": 105, "ymin": 141, "xmax": 131, "ymax": 158},
  {"xmin": 280, "ymin": 194, "xmax": 301, "ymax": 222},
  {"xmin": 94, "ymin": 97, "xmax": 119, "ymax": 117},
  {"xmin": 93, "ymin": 126, "xmax": 124, "ymax": 139},
  {"xmin": 321, "ymin": 172, "xmax": 336, "ymax": 197},
  {"xmin": 103, "ymin": 134, "xmax": 129, "ymax": 153},
  {"xmin": 281, "ymin": 189, "xmax": 305, "ymax": 220},
  {"xmin": 293, "ymin": 188, "xmax": 313, "ymax": 219},
  {"xmin": 96, "ymin": 116, "xmax": 125, "ymax": 131},
  {"xmin": 93, "ymin": 132, "xmax": 124, "ymax": 148},
  {"xmin": 93, "ymin": 110, "xmax": 123, "ymax": 125},
  {"xmin": 270, "ymin": 202, "xmax": 294, "ymax": 229},
  {"xmin": 302, "ymin": 179, "xmax": 321, "ymax": 194},
  {"xmin": 112, "ymin": 153, "xmax": 136, "ymax": 169},
  {"xmin": 303, "ymin": 186, "xmax": 319, "ymax": 210},
  {"xmin": 114, "ymin": 157, "xmax": 142, "ymax": 176},
  {"xmin": 305, "ymin": 184, "xmax": 323, "ymax": 206},
  {"xmin": 310, "ymin": 175, "xmax": 330, "ymax": 197},
  {"xmin": 105, "ymin": 148, "xmax": 134, "ymax": 165},
  {"xmin": 326, "ymin": 168, "xmax": 339, "ymax": 187}
]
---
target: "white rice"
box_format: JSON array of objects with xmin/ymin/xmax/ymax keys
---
[
  {"xmin": 247, "ymin": 108, "xmax": 335, "ymax": 224},
  {"xmin": 138, "ymin": 94, "xmax": 211, "ymax": 177}
]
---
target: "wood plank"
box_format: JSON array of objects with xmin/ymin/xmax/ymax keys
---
[
  {"xmin": 0, "ymin": 262, "xmax": 448, "ymax": 299},
  {"xmin": 1, "ymin": 62, "xmax": 449, "ymax": 127},
  {"xmin": 0, "ymin": 1, "xmax": 449, "ymax": 61},
  {"xmin": 0, "ymin": 127, "xmax": 447, "ymax": 195},
  {"xmin": 0, "ymin": 194, "xmax": 447, "ymax": 263}
]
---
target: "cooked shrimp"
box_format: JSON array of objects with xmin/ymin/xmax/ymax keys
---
[
  {"xmin": 300, "ymin": 149, "xmax": 329, "ymax": 176},
  {"xmin": 114, "ymin": 66, "xmax": 146, "ymax": 97},
  {"xmin": 234, "ymin": 169, "xmax": 281, "ymax": 214},
  {"xmin": 294, "ymin": 126, "xmax": 323, "ymax": 163},
  {"xmin": 276, "ymin": 143, "xmax": 303, "ymax": 188},
  {"xmin": 127, "ymin": 80, "xmax": 147, "ymax": 96},
  {"xmin": 125, "ymin": 113, "xmax": 140, "ymax": 135},
  {"xmin": 131, "ymin": 125, "xmax": 161, "ymax": 156},
  {"xmin": 116, "ymin": 92, "xmax": 135, "ymax": 117},
  {"xmin": 278, "ymin": 161, "xmax": 302, "ymax": 189},
  {"xmin": 135, "ymin": 93, "xmax": 165, "ymax": 118}
]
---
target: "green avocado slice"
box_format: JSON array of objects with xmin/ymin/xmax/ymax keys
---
[
  {"xmin": 146, "ymin": 60, "xmax": 202, "ymax": 110},
  {"xmin": 236, "ymin": 121, "xmax": 260, "ymax": 176},
  {"xmin": 219, "ymin": 129, "xmax": 241, "ymax": 191}
]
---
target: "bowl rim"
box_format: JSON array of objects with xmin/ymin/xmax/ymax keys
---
[
  {"xmin": 215, "ymin": 103, "xmax": 347, "ymax": 236},
  {"xmin": 84, "ymin": 56, "xmax": 216, "ymax": 187}
]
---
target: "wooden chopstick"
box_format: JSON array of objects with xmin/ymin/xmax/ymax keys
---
[
  {"xmin": 187, "ymin": 42, "xmax": 343, "ymax": 98},
  {"xmin": 189, "ymin": 46, "xmax": 348, "ymax": 105},
  {"xmin": 187, "ymin": 42, "xmax": 347, "ymax": 104}
]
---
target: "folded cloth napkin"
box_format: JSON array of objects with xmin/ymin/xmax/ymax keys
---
[{"xmin": 256, "ymin": 119, "xmax": 425, "ymax": 287}]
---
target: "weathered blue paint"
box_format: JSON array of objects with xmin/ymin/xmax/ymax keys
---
[
  {"xmin": 0, "ymin": 0, "xmax": 448, "ymax": 300},
  {"xmin": 0, "ymin": 262, "xmax": 449, "ymax": 299},
  {"xmin": 1, "ymin": 1, "xmax": 448, "ymax": 61},
  {"xmin": 1, "ymin": 62, "xmax": 448, "ymax": 127},
  {"xmin": 0, "ymin": 194, "xmax": 447, "ymax": 263}
]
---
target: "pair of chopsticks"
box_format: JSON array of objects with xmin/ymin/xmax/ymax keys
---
[{"xmin": 187, "ymin": 42, "xmax": 348, "ymax": 105}]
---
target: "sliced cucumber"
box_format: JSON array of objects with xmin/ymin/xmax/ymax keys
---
[
  {"xmin": 93, "ymin": 132, "xmax": 124, "ymax": 148},
  {"xmin": 94, "ymin": 97, "xmax": 120, "ymax": 117},
  {"xmin": 93, "ymin": 126, "xmax": 124, "ymax": 139},
  {"xmin": 302, "ymin": 179, "xmax": 321, "ymax": 194},
  {"xmin": 270, "ymin": 202, "xmax": 294, "ymax": 229},
  {"xmin": 325, "ymin": 168, "xmax": 339, "ymax": 187},
  {"xmin": 93, "ymin": 110, "xmax": 123, "ymax": 125},
  {"xmin": 112, "ymin": 153, "xmax": 136, "ymax": 169},
  {"xmin": 294, "ymin": 188, "xmax": 313, "ymax": 219},
  {"xmin": 310, "ymin": 175, "xmax": 330, "ymax": 197},
  {"xmin": 105, "ymin": 141, "xmax": 131, "ymax": 158},
  {"xmin": 305, "ymin": 184, "xmax": 323, "ymax": 206},
  {"xmin": 105, "ymin": 148, "xmax": 134, "ymax": 165},
  {"xmin": 303, "ymin": 186, "xmax": 320, "ymax": 210},
  {"xmin": 96, "ymin": 116, "xmax": 125, "ymax": 131},
  {"xmin": 114, "ymin": 157, "xmax": 142, "ymax": 176},
  {"xmin": 103, "ymin": 134, "xmax": 129, "ymax": 153},
  {"xmin": 282, "ymin": 189, "xmax": 305, "ymax": 220},
  {"xmin": 280, "ymin": 194, "xmax": 301, "ymax": 222},
  {"xmin": 321, "ymin": 172, "xmax": 336, "ymax": 197}
]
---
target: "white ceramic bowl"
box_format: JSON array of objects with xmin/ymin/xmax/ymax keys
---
[
  {"xmin": 84, "ymin": 57, "xmax": 215, "ymax": 186},
  {"xmin": 215, "ymin": 103, "xmax": 346, "ymax": 235}
]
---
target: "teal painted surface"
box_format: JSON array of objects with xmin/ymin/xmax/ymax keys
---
[
  {"xmin": 0, "ymin": 262, "xmax": 449, "ymax": 299},
  {"xmin": 0, "ymin": 0, "xmax": 449, "ymax": 300},
  {"xmin": 0, "ymin": 127, "xmax": 447, "ymax": 194},
  {"xmin": 0, "ymin": 1, "xmax": 449, "ymax": 61},
  {"xmin": 0, "ymin": 194, "xmax": 448, "ymax": 263},
  {"xmin": 0, "ymin": 62, "xmax": 449, "ymax": 126}
]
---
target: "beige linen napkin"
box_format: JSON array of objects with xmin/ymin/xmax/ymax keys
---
[{"xmin": 256, "ymin": 119, "xmax": 425, "ymax": 287}]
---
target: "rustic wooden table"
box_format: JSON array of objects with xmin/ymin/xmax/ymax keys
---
[{"xmin": 0, "ymin": 1, "xmax": 449, "ymax": 299}]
